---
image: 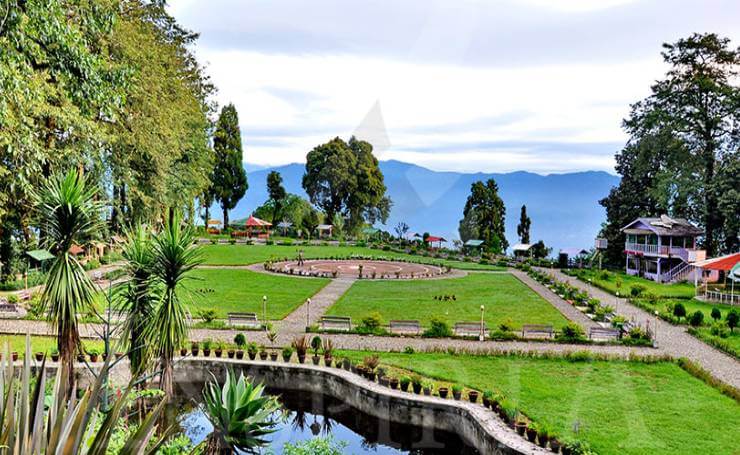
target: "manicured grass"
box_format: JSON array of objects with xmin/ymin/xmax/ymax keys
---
[
  {"xmin": 340, "ymin": 350, "xmax": 739, "ymax": 455},
  {"xmin": 200, "ymin": 244, "xmax": 504, "ymax": 271},
  {"xmin": 182, "ymin": 268, "xmax": 329, "ymax": 319},
  {"xmin": 690, "ymin": 327, "xmax": 740, "ymax": 359},
  {"xmin": 570, "ymin": 269, "xmax": 696, "ymax": 298},
  {"xmin": 0, "ymin": 335, "xmax": 104, "ymax": 356},
  {"xmin": 633, "ymin": 297, "xmax": 736, "ymax": 323},
  {"xmin": 326, "ymin": 273, "xmax": 570, "ymax": 330}
]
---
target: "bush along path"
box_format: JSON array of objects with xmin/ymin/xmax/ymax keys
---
[{"xmin": 542, "ymin": 268, "xmax": 740, "ymax": 389}]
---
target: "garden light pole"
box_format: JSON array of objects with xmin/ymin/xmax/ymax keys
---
[
  {"xmin": 262, "ymin": 295, "xmax": 267, "ymax": 330},
  {"xmin": 306, "ymin": 298, "xmax": 311, "ymax": 330},
  {"xmin": 480, "ymin": 305, "xmax": 485, "ymax": 341},
  {"xmin": 654, "ymin": 310, "xmax": 659, "ymax": 348}
]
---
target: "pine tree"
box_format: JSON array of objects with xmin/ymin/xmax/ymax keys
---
[
  {"xmin": 212, "ymin": 104, "xmax": 248, "ymax": 227},
  {"xmin": 517, "ymin": 205, "xmax": 531, "ymax": 244}
]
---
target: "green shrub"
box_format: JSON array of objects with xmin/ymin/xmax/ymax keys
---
[
  {"xmin": 403, "ymin": 346, "xmax": 415, "ymax": 354},
  {"xmin": 234, "ymin": 333, "xmax": 246, "ymax": 347},
  {"xmin": 357, "ymin": 312, "xmax": 385, "ymax": 335},
  {"xmin": 423, "ymin": 317, "xmax": 453, "ymax": 338},
  {"xmin": 689, "ymin": 310, "xmax": 704, "ymax": 327},
  {"xmin": 630, "ymin": 284, "xmax": 646, "ymax": 297},
  {"xmin": 711, "ymin": 307, "xmax": 722, "ymax": 321},
  {"xmin": 557, "ymin": 322, "xmax": 585, "ymax": 342},
  {"xmin": 197, "ymin": 309, "xmax": 217, "ymax": 323},
  {"xmin": 673, "ymin": 302, "xmax": 687, "ymax": 320}
]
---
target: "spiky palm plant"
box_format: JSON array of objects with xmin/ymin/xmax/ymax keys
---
[
  {"xmin": 116, "ymin": 224, "xmax": 157, "ymax": 381},
  {"xmin": 201, "ymin": 369, "xmax": 281, "ymax": 454},
  {"xmin": 0, "ymin": 336, "xmax": 170, "ymax": 454},
  {"xmin": 32, "ymin": 169, "xmax": 104, "ymax": 396},
  {"xmin": 147, "ymin": 210, "xmax": 201, "ymax": 397}
]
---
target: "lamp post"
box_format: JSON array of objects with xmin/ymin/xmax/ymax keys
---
[
  {"xmin": 305, "ymin": 298, "xmax": 311, "ymax": 331},
  {"xmin": 479, "ymin": 305, "xmax": 485, "ymax": 341},
  {"xmin": 262, "ymin": 295, "xmax": 268, "ymax": 330},
  {"xmin": 615, "ymin": 291, "xmax": 620, "ymax": 313},
  {"xmin": 653, "ymin": 310, "xmax": 659, "ymax": 348}
]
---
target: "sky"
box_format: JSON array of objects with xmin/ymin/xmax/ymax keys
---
[{"xmin": 168, "ymin": 0, "xmax": 740, "ymax": 174}]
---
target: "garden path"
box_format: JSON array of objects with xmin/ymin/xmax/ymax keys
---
[{"xmin": 542, "ymin": 268, "xmax": 740, "ymax": 389}]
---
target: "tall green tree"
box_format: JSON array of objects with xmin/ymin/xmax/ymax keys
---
[
  {"xmin": 621, "ymin": 33, "xmax": 739, "ymax": 256},
  {"xmin": 462, "ymin": 179, "xmax": 507, "ymax": 253},
  {"xmin": 212, "ymin": 104, "xmax": 247, "ymax": 228},
  {"xmin": 266, "ymin": 171, "xmax": 287, "ymax": 224},
  {"xmin": 147, "ymin": 211, "xmax": 202, "ymax": 397},
  {"xmin": 302, "ymin": 136, "xmax": 390, "ymax": 232},
  {"xmin": 32, "ymin": 170, "xmax": 104, "ymax": 396},
  {"xmin": 516, "ymin": 205, "xmax": 531, "ymax": 244}
]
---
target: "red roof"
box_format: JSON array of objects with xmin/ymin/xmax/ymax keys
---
[
  {"xmin": 693, "ymin": 252, "xmax": 740, "ymax": 272},
  {"xmin": 69, "ymin": 244, "xmax": 84, "ymax": 255},
  {"xmin": 426, "ymin": 236, "xmax": 446, "ymax": 243},
  {"xmin": 245, "ymin": 215, "xmax": 272, "ymax": 227}
]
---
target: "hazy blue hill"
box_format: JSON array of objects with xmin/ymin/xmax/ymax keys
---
[{"xmin": 217, "ymin": 160, "xmax": 619, "ymax": 253}]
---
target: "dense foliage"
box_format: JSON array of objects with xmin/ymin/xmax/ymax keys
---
[
  {"xmin": 460, "ymin": 179, "xmax": 508, "ymax": 253},
  {"xmin": 212, "ymin": 103, "xmax": 248, "ymax": 227}
]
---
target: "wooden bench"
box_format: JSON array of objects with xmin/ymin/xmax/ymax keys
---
[
  {"xmin": 319, "ymin": 316, "xmax": 351, "ymax": 332},
  {"xmin": 17, "ymin": 291, "xmax": 31, "ymax": 302},
  {"xmin": 0, "ymin": 303, "xmax": 18, "ymax": 312},
  {"xmin": 389, "ymin": 320, "xmax": 421, "ymax": 336},
  {"xmin": 454, "ymin": 322, "xmax": 488, "ymax": 337},
  {"xmin": 227, "ymin": 312, "xmax": 260, "ymax": 328},
  {"xmin": 589, "ymin": 327, "xmax": 620, "ymax": 341},
  {"xmin": 522, "ymin": 324, "xmax": 554, "ymax": 339}
]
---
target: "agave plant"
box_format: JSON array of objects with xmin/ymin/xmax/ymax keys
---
[
  {"xmin": 32, "ymin": 169, "xmax": 104, "ymax": 396},
  {"xmin": 201, "ymin": 369, "xmax": 281, "ymax": 454},
  {"xmin": 0, "ymin": 335, "xmax": 170, "ymax": 454}
]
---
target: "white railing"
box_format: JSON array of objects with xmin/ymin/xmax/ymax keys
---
[
  {"xmin": 625, "ymin": 243, "xmax": 659, "ymax": 255},
  {"xmin": 704, "ymin": 290, "xmax": 740, "ymax": 306}
]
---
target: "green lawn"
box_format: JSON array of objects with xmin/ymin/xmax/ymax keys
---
[
  {"xmin": 691, "ymin": 327, "xmax": 740, "ymax": 358},
  {"xmin": 200, "ymin": 244, "xmax": 504, "ymax": 271},
  {"xmin": 182, "ymin": 268, "xmax": 329, "ymax": 319},
  {"xmin": 571, "ymin": 269, "xmax": 696, "ymax": 299},
  {"xmin": 340, "ymin": 351, "xmax": 739, "ymax": 455},
  {"xmin": 633, "ymin": 297, "xmax": 736, "ymax": 323},
  {"xmin": 326, "ymin": 272, "xmax": 570, "ymax": 330},
  {"xmin": 0, "ymin": 335, "xmax": 104, "ymax": 355}
]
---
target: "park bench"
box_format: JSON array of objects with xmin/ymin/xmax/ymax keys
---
[
  {"xmin": 0, "ymin": 301, "xmax": 18, "ymax": 312},
  {"xmin": 389, "ymin": 320, "xmax": 421, "ymax": 336},
  {"xmin": 227, "ymin": 312, "xmax": 260, "ymax": 328},
  {"xmin": 521, "ymin": 324, "xmax": 554, "ymax": 339},
  {"xmin": 454, "ymin": 322, "xmax": 488, "ymax": 338},
  {"xmin": 319, "ymin": 316, "xmax": 352, "ymax": 332},
  {"xmin": 589, "ymin": 327, "xmax": 620, "ymax": 341},
  {"xmin": 17, "ymin": 290, "xmax": 31, "ymax": 302}
]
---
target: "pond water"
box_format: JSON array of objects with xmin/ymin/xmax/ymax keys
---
[{"xmin": 174, "ymin": 385, "xmax": 480, "ymax": 454}]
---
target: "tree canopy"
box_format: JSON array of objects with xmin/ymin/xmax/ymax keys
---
[
  {"xmin": 461, "ymin": 179, "xmax": 508, "ymax": 253},
  {"xmin": 212, "ymin": 103, "xmax": 248, "ymax": 227},
  {"xmin": 302, "ymin": 136, "xmax": 391, "ymax": 233},
  {"xmin": 517, "ymin": 205, "xmax": 531, "ymax": 244},
  {"xmin": 266, "ymin": 171, "xmax": 287, "ymax": 224}
]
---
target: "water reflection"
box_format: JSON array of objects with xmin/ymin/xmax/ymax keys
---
[{"xmin": 174, "ymin": 385, "xmax": 479, "ymax": 454}]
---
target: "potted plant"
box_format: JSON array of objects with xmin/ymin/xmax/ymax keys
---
[
  {"xmin": 468, "ymin": 390, "xmax": 479, "ymax": 403},
  {"xmin": 389, "ymin": 376, "xmax": 399, "ymax": 390},
  {"xmin": 310, "ymin": 336, "xmax": 322, "ymax": 365},
  {"xmin": 292, "ymin": 336, "xmax": 308, "ymax": 364},
  {"xmin": 482, "ymin": 390, "xmax": 493, "ymax": 408},
  {"xmin": 214, "ymin": 341, "xmax": 224, "ymax": 358},
  {"xmin": 270, "ymin": 349, "xmax": 278, "ymax": 361},
  {"xmin": 399, "ymin": 375, "xmax": 411, "ymax": 392},
  {"xmin": 35, "ymin": 352, "xmax": 44, "ymax": 361},
  {"xmin": 411, "ymin": 374, "xmax": 423, "ymax": 394},
  {"xmin": 451, "ymin": 384, "xmax": 463, "ymax": 400},
  {"xmin": 227, "ymin": 347, "xmax": 236, "ymax": 358},
  {"xmin": 322, "ymin": 338, "xmax": 334, "ymax": 366},
  {"xmin": 88, "ymin": 349, "xmax": 100, "ymax": 363},
  {"xmin": 76, "ymin": 352, "xmax": 85, "ymax": 363},
  {"xmin": 342, "ymin": 357, "xmax": 351, "ymax": 370},
  {"xmin": 236, "ymin": 348, "xmax": 245, "ymax": 359},
  {"xmin": 377, "ymin": 367, "xmax": 388, "ymax": 386},
  {"xmin": 526, "ymin": 423, "xmax": 538, "ymax": 443},
  {"xmin": 422, "ymin": 380, "xmax": 433, "ymax": 396},
  {"xmin": 51, "ymin": 349, "xmax": 59, "ymax": 362},
  {"xmin": 259, "ymin": 345, "xmax": 268, "ymax": 360},
  {"xmin": 364, "ymin": 355, "xmax": 379, "ymax": 381},
  {"xmin": 438, "ymin": 386, "xmax": 448, "ymax": 398},
  {"xmin": 549, "ymin": 436, "xmax": 561, "ymax": 453},
  {"xmin": 202, "ymin": 339, "xmax": 212, "ymax": 357},
  {"xmin": 282, "ymin": 346, "xmax": 293, "ymax": 362},
  {"xmin": 247, "ymin": 342, "xmax": 258, "ymax": 360},
  {"xmin": 180, "ymin": 345, "xmax": 188, "ymax": 357},
  {"xmin": 266, "ymin": 331, "xmax": 279, "ymax": 360},
  {"xmin": 515, "ymin": 413, "xmax": 527, "ymax": 436},
  {"xmin": 501, "ymin": 399, "xmax": 517, "ymax": 427},
  {"xmin": 536, "ymin": 423, "xmax": 551, "ymax": 448},
  {"xmin": 191, "ymin": 342, "xmax": 199, "ymax": 357}
]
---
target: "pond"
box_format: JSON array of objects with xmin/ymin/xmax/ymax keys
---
[{"xmin": 174, "ymin": 384, "xmax": 481, "ymax": 454}]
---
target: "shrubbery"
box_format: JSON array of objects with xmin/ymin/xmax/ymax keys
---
[
  {"xmin": 556, "ymin": 322, "xmax": 585, "ymax": 342},
  {"xmin": 423, "ymin": 317, "xmax": 453, "ymax": 338}
]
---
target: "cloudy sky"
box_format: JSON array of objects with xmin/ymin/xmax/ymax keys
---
[{"xmin": 169, "ymin": 0, "xmax": 740, "ymax": 174}]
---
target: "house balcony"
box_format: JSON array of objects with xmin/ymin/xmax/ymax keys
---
[{"xmin": 624, "ymin": 243, "xmax": 705, "ymax": 262}]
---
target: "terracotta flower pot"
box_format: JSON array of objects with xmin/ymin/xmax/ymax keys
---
[
  {"xmin": 283, "ymin": 353, "xmax": 292, "ymax": 362},
  {"xmin": 515, "ymin": 422, "xmax": 527, "ymax": 436},
  {"xmin": 452, "ymin": 390, "xmax": 462, "ymax": 400},
  {"xmin": 12, "ymin": 352, "xmax": 19, "ymax": 362},
  {"xmin": 537, "ymin": 433, "xmax": 549, "ymax": 448},
  {"xmin": 423, "ymin": 387, "xmax": 432, "ymax": 396},
  {"xmin": 400, "ymin": 382, "xmax": 410, "ymax": 392},
  {"xmin": 390, "ymin": 379, "xmax": 399, "ymax": 390},
  {"xmin": 248, "ymin": 352, "xmax": 256, "ymax": 360},
  {"xmin": 191, "ymin": 348, "xmax": 199, "ymax": 357},
  {"xmin": 90, "ymin": 354, "xmax": 99, "ymax": 363},
  {"xmin": 412, "ymin": 383, "xmax": 422, "ymax": 394},
  {"xmin": 324, "ymin": 356, "xmax": 332, "ymax": 366},
  {"xmin": 180, "ymin": 348, "xmax": 187, "ymax": 356}
]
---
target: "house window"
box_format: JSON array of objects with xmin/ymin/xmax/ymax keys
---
[{"xmin": 646, "ymin": 261, "xmax": 658, "ymax": 274}]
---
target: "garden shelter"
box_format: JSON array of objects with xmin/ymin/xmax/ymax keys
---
[
  {"xmin": 316, "ymin": 224, "xmax": 333, "ymax": 238},
  {"xmin": 693, "ymin": 252, "xmax": 740, "ymax": 305},
  {"xmin": 245, "ymin": 215, "xmax": 272, "ymax": 239}
]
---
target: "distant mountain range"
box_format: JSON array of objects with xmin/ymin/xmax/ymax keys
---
[{"xmin": 213, "ymin": 160, "xmax": 619, "ymax": 253}]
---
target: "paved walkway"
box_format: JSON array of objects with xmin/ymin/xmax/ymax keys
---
[
  {"xmin": 277, "ymin": 277, "xmax": 356, "ymax": 333},
  {"xmin": 543, "ymin": 268, "xmax": 740, "ymax": 389}
]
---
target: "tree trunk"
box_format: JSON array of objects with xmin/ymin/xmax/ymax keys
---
[
  {"xmin": 222, "ymin": 207, "xmax": 229, "ymax": 229},
  {"xmin": 59, "ymin": 324, "xmax": 79, "ymax": 399},
  {"xmin": 204, "ymin": 204, "xmax": 210, "ymax": 227},
  {"xmin": 703, "ymin": 142, "xmax": 717, "ymax": 257}
]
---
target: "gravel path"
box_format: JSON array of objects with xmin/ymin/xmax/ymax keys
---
[
  {"xmin": 544, "ymin": 268, "xmax": 740, "ymax": 389},
  {"xmin": 510, "ymin": 270, "xmax": 600, "ymax": 330}
]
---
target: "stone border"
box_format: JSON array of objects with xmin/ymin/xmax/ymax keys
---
[{"xmin": 173, "ymin": 357, "xmax": 549, "ymax": 455}]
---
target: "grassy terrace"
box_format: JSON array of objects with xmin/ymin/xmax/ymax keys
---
[
  {"xmin": 0, "ymin": 335, "xmax": 104, "ymax": 354},
  {"xmin": 340, "ymin": 350, "xmax": 739, "ymax": 455},
  {"xmin": 200, "ymin": 244, "xmax": 505, "ymax": 271},
  {"xmin": 327, "ymin": 273, "xmax": 570, "ymax": 329},
  {"xmin": 183, "ymin": 268, "xmax": 329, "ymax": 319},
  {"xmin": 568, "ymin": 268, "xmax": 696, "ymax": 299}
]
